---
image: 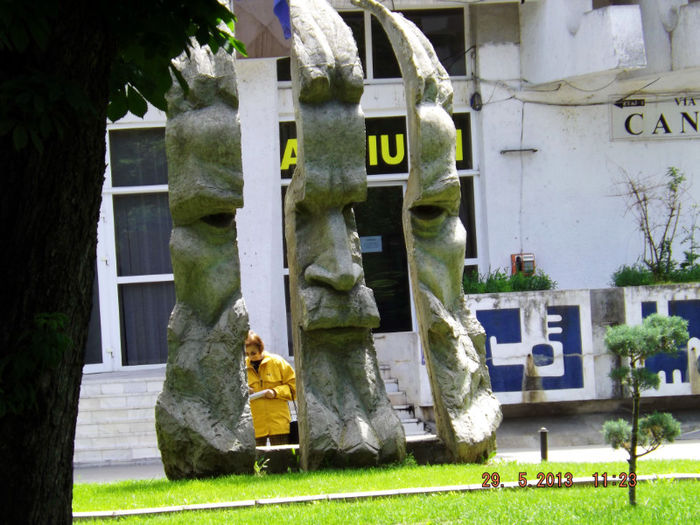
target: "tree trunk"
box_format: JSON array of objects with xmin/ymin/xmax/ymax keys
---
[
  {"xmin": 629, "ymin": 375, "xmax": 640, "ymax": 506},
  {"xmin": 0, "ymin": 4, "xmax": 114, "ymax": 523}
]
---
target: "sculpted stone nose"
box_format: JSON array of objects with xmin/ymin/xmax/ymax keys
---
[
  {"xmin": 305, "ymin": 257, "xmax": 363, "ymax": 291},
  {"xmin": 304, "ymin": 210, "xmax": 364, "ymax": 291}
]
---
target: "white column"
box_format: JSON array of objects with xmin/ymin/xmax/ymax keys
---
[{"xmin": 236, "ymin": 58, "xmax": 290, "ymax": 357}]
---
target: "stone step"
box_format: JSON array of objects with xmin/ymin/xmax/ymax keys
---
[
  {"xmin": 384, "ymin": 378, "xmax": 399, "ymax": 393},
  {"xmin": 76, "ymin": 419, "xmax": 156, "ymax": 439},
  {"xmin": 79, "ymin": 375, "xmax": 164, "ymax": 398},
  {"xmin": 401, "ymin": 418, "xmax": 426, "ymax": 436},
  {"xmin": 379, "ymin": 363, "xmax": 392, "ymax": 381},
  {"xmin": 387, "ymin": 390, "xmax": 407, "ymax": 405},
  {"xmin": 392, "ymin": 404, "xmax": 414, "ymax": 420},
  {"xmin": 77, "ymin": 391, "xmax": 160, "ymax": 412},
  {"xmin": 75, "ymin": 431, "xmax": 158, "ymax": 452},
  {"xmin": 77, "ymin": 407, "xmax": 156, "ymax": 425},
  {"xmin": 74, "ymin": 444, "xmax": 160, "ymax": 465}
]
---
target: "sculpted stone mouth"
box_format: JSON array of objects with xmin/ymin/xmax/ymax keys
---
[{"xmin": 298, "ymin": 284, "xmax": 380, "ymax": 330}]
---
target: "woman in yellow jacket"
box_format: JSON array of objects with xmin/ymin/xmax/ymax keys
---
[{"xmin": 245, "ymin": 330, "xmax": 296, "ymax": 446}]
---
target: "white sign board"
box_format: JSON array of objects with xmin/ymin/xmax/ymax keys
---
[
  {"xmin": 360, "ymin": 235, "xmax": 383, "ymax": 253},
  {"xmin": 610, "ymin": 93, "xmax": 700, "ymax": 140}
]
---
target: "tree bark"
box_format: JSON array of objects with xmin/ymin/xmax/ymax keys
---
[
  {"xmin": 629, "ymin": 368, "xmax": 640, "ymax": 506},
  {"xmin": 0, "ymin": 4, "xmax": 114, "ymax": 523}
]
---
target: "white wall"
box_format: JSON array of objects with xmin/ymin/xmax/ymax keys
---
[
  {"xmin": 236, "ymin": 58, "xmax": 290, "ymax": 358},
  {"xmin": 475, "ymin": 36, "xmax": 700, "ymax": 290}
]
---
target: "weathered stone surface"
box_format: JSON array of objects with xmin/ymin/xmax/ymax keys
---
[
  {"xmin": 354, "ymin": 0, "xmax": 501, "ymax": 462},
  {"xmin": 155, "ymin": 43, "xmax": 255, "ymax": 479},
  {"xmin": 285, "ymin": 0, "xmax": 405, "ymax": 470}
]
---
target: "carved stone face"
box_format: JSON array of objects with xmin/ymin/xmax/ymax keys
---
[
  {"xmin": 167, "ymin": 105, "xmax": 243, "ymax": 224},
  {"xmin": 407, "ymin": 105, "xmax": 465, "ymax": 310},
  {"xmin": 287, "ymin": 189, "xmax": 380, "ymax": 332},
  {"xmin": 286, "ymin": 105, "xmax": 380, "ymax": 332},
  {"xmin": 167, "ymin": 104, "xmax": 244, "ymax": 325}
]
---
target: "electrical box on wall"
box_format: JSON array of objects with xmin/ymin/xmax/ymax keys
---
[{"xmin": 511, "ymin": 253, "xmax": 535, "ymax": 276}]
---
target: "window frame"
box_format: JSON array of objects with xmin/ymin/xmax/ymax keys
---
[
  {"xmin": 85, "ymin": 119, "xmax": 174, "ymax": 373},
  {"xmin": 276, "ymin": 5, "xmax": 470, "ymax": 85}
]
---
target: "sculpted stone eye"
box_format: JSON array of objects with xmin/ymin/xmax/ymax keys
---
[
  {"xmin": 201, "ymin": 213, "xmax": 235, "ymax": 228},
  {"xmin": 411, "ymin": 205, "xmax": 444, "ymax": 221}
]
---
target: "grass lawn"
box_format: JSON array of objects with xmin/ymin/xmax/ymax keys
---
[{"xmin": 73, "ymin": 459, "xmax": 700, "ymax": 523}]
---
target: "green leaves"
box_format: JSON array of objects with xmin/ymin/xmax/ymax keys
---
[
  {"xmin": 631, "ymin": 367, "xmax": 661, "ymax": 392},
  {"xmin": 603, "ymin": 412, "xmax": 681, "ymax": 454},
  {"xmin": 606, "ymin": 314, "xmax": 688, "ymax": 397},
  {"xmin": 0, "ymin": 71, "xmax": 93, "ymax": 152},
  {"xmin": 0, "ymin": 2, "xmax": 54, "ymax": 52},
  {"xmin": 2, "ymin": 0, "xmax": 247, "ymax": 151},
  {"xmin": 638, "ymin": 411, "xmax": 681, "ymax": 448},
  {"xmin": 643, "ymin": 314, "xmax": 689, "ymax": 353},
  {"xmin": 107, "ymin": 85, "xmax": 149, "ymax": 122},
  {"xmin": 605, "ymin": 314, "xmax": 689, "ymax": 359},
  {"xmin": 106, "ymin": 0, "xmax": 246, "ymax": 123},
  {"xmin": 462, "ymin": 268, "xmax": 557, "ymax": 294},
  {"xmin": 602, "ymin": 419, "xmax": 631, "ymax": 450}
]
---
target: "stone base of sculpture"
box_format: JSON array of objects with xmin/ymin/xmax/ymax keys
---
[
  {"xmin": 156, "ymin": 300, "xmax": 255, "ymax": 479},
  {"xmin": 296, "ymin": 329, "xmax": 405, "ymax": 470}
]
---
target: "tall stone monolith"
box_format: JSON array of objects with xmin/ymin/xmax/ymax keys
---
[
  {"xmin": 155, "ymin": 43, "xmax": 255, "ymax": 479},
  {"xmin": 285, "ymin": 0, "xmax": 406, "ymax": 470},
  {"xmin": 354, "ymin": 0, "xmax": 501, "ymax": 462}
]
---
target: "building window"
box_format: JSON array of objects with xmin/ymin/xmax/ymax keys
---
[
  {"xmin": 113, "ymin": 193, "xmax": 172, "ymax": 276},
  {"xmin": 279, "ymin": 110, "xmax": 477, "ymax": 345},
  {"xmin": 355, "ymin": 185, "xmax": 412, "ymax": 332},
  {"xmin": 84, "ymin": 264, "xmax": 103, "ymax": 365},
  {"xmin": 106, "ymin": 127, "xmax": 174, "ymax": 367},
  {"xmin": 277, "ymin": 7, "xmax": 467, "ymax": 82},
  {"xmin": 110, "ymin": 128, "xmax": 168, "ymax": 186},
  {"xmin": 119, "ymin": 282, "xmax": 174, "ymax": 365},
  {"xmin": 371, "ymin": 8, "xmax": 466, "ymax": 78},
  {"xmin": 459, "ymin": 176, "xmax": 478, "ymax": 260}
]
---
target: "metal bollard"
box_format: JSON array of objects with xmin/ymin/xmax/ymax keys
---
[{"xmin": 539, "ymin": 427, "xmax": 548, "ymax": 461}]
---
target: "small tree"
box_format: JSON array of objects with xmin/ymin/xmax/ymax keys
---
[
  {"xmin": 603, "ymin": 313, "xmax": 689, "ymax": 506},
  {"xmin": 617, "ymin": 167, "xmax": 688, "ymax": 279},
  {"xmin": 680, "ymin": 203, "xmax": 700, "ymax": 268}
]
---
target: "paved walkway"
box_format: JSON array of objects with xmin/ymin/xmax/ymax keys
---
[{"xmin": 73, "ymin": 439, "xmax": 700, "ymax": 484}]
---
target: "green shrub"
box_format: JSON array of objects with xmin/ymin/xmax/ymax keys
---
[
  {"xmin": 669, "ymin": 264, "xmax": 700, "ymax": 283},
  {"xmin": 510, "ymin": 269, "xmax": 557, "ymax": 291},
  {"xmin": 463, "ymin": 268, "xmax": 557, "ymax": 295},
  {"xmin": 612, "ymin": 263, "xmax": 700, "ymax": 287},
  {"xmin": 611, "ymin": 264, "xmax": 656, "ymax": 287}
]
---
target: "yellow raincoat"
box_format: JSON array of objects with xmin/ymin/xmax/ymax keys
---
[{"xmin": 247, "ymin": 352, "xmax": 296, "ymax": 438}]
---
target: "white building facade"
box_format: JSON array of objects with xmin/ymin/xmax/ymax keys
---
[{"xmin": 83, "ymin": 0, "xmax": 700, "ymax": 400}]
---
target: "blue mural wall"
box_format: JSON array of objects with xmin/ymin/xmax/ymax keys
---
[
  {"xmin": 465, "ymin": 285, "xmax": 699, "ymax": 404},
  {"xmin": 477, "ymin": 305, "xmax": 584, "ymax": 393},
  {"xmin": 641, "ymin": 299, "xmax": 700, "ymax": 387}
]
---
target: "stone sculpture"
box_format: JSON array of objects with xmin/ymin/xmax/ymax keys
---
[
  {"xmin": 155, "ymin": 43, "xmax": 255, "ymax": 479},
  {"xmin": 354, "ymin": 0, "xmax": 502, "ymax": 462},
  {"xmin": 284, "ymin": 0, "xmax": 406, "ymax": 470}
]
